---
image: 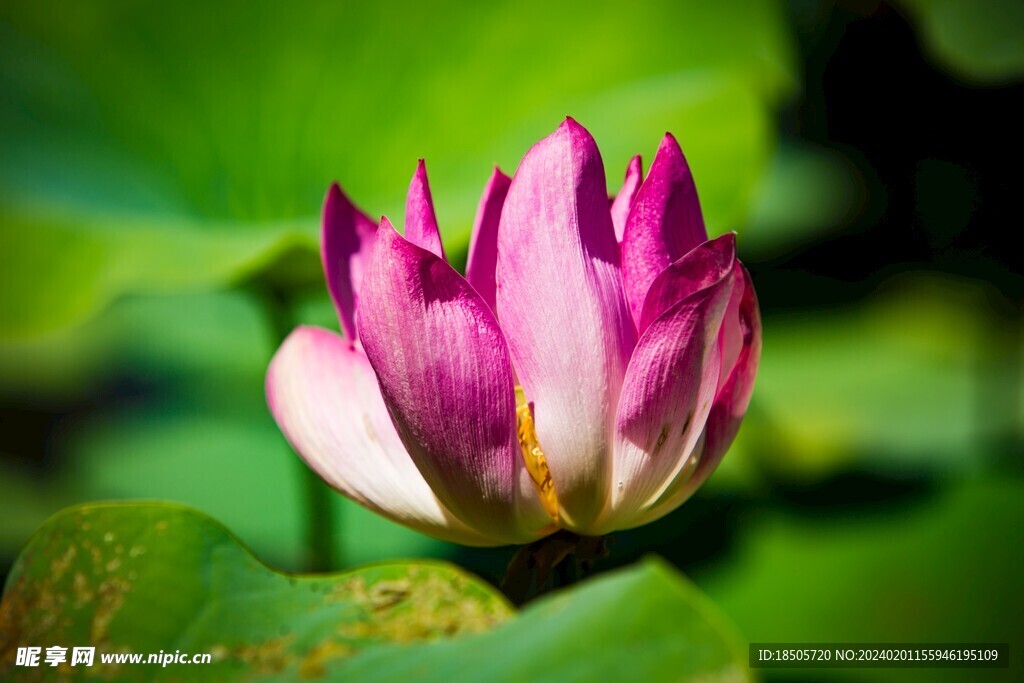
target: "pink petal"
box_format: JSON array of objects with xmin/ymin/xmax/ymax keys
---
[
  {"xmin": 266, "ymin": 326, "xmax": 493, "ymax": 545},
  {"xmin": 716, "ymin": 262, "xmax": 747, "ymax": 392},
  {"xmin": 638, "ymin": 233, "xmax": 736, "ymax": 336},
  {"xmin": 359, "ymin": 220, "xmax": 551, "ymax": 543},
  {"xmin": 610, "ymin": 155, "xmax": 643, "ymax": 242},
  {"xmin": 465, "ymin": 167, "xmax": 512, "ymax": 315},
  {"xmin": 496, "ymin": 118, "xmax": 636, "ymax": 532},
  {"xmin": 404, "ymin": 159, "xmax": 446, "ymax": 260},
  {"xmin": 621, "ymin": 133, "xmax": 708, "ymax": 324},
  {"xmin": 321, "ymin": 183, "xmax": 378, "ymax": 340},
  {"xmin": 601, "ymin": 261, "xmax": 735, "ymax": 529},
  {"xmin": 627, "ymin": 265, "xmax": 760, "ymax": 527},
  {"xmin": 695, "ymin": 265, "xmax": 762, "ymax": 483}
]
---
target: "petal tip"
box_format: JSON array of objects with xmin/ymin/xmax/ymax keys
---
[
  {"xmin": 409, "ymin": 158, "xmax": 429, "ymax": 184},
  {"xmin": 656, "ymin": 131, "xmax": 685, "ymax": 163},
  {"xmin": 321, "ymin": 181, "xmax": 348, "ymax": 218},
  {"xmin": 378, "ymin": 215, "xmax": 398, "ymax": 236},
  {"xmin": 700, "ymin": 233, "xmax": 740, "ymax": 278},
  {"xmin": 626, "ymin": 154, "xmax": 642, "ymax": 177},
  {"xmin": 490, "ymin": 165, "xmax": 511, "ymax": 184},
  {"xmin": 404, "ymin": 161, "xmax": 445, "ymax": 259},
  {"xmin": 567, "ymin": 115, "xmax": 591, "ymax": 135},
  {"xmin": 556, "ymin": 116, "xmax": 597, "ymax": 146},
  {"xmin": 409, "ymin": 159, "xmax": 431, "ymax": 192}
]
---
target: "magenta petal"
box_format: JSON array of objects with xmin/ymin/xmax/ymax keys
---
[
  {"xmin": 404, "ymin": 159, "xmax": 446, "ymax": 260},
  {"xmin": 610, "ymin": 155, "xmax": 643, "ymax": 242},
  {"xmin": 266, "ymin": 326, "xmax": 493, "ymax": 545},
  {"xmin": 638, "ymin": 233, "xmax": 736, "ymax": 336},
  {"xmin": 629, "ymin": 265, "xmax": 761, "ymax": 527},
  {"xmin": 465, "ymin": 167, "xmax": 512, "ymax": 315},
  {"xmin": 321, "ymin": 183, "xmax": 378, "ymax": 339},
  {"xmin": 694, "ymin": 265, "xmax": 761, "ymax": 482},
  {"xmin": 496, "ymin": 118, "xmax": 635, "ymax": 531},
  {"xmin": 603, "ymin": 262, "xmax": 735, "ymax": 527},
  {"xmin": 716, "ymin": 262, "xmax": 746, "ymax": 391},
  {"xmin": 621, "ymin": 133, "xmax": 708, "ymax": 323},
  {"xmin": 359, "ymin": 220, "xmax": 550, "ymax": 542}
]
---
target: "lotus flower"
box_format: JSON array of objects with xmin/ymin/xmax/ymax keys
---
[{"xmin": 267, "ymin": 119, "xmax": 760, "ymax": 546}]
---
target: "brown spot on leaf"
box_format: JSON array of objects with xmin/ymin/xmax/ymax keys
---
[
  {"xmin": 50, "ymin": 544, "xmax": 77, "ymax": 580},
  {"xmin": 331, "ymin": 569, "xmax": 509, "ymax": 643},
  {"xmin": 90, "ymin": 576, "xmax": 132, "ymax": 643},
  {"xmin": 298, "ymin": 640, "xmax": 355, "ymax": 679},
  {"xmin": 231, "ymin": 636, "xmax": 295, "ymax": 676},
  {"xmin": 72, "ymin": 572, "xmax": 94, "ymax": 609}
]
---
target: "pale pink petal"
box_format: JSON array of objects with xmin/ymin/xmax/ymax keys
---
[
  {"xmin": 266, "ymin": 326, "xmax": 493, "ymax": 545},
  {"xmin": 627, "ymin": 265, "xmax": 760, "ymax": 527},
  {"xmin": 600, "ymin": 263, "xmax": 735, "ymax": 529},
  {"xmin": 321, "ymin": 183, "xmax": 378, "ymax": 340},
  {"xmin": 496, "ymin": 118, "xmax": 636, "ymax": 532},
  {"xmin": 465, "ymin": 167, "xmax": 511, "ymax": 315},
  {"xmin": 692, "ymin": 265, "xmax": 762, "ymax": 486},
  {"xmin": 359, "ymin": 220, "xmax": 551, "ymax": 543},
  {"xmin": 404, "ymin": 159, "xmax": 446, "ymax": 260},
  {"xmin": 621, "ymin": 133, "xmax": 708, "ymax": 324},
  {"xmin": 610, "ymin": 155, "xmax": 642, "ymax": 242}
]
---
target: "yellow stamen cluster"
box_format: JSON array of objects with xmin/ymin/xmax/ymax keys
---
[{"xmin": 515, "ymin": 385, "xmax": 559, "ymax": 522}]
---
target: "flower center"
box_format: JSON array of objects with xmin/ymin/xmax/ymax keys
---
[{"xmin": 515, "ymin": 385, "xmax": 559, "ymax": 523}]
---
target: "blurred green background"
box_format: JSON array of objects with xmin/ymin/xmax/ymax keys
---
[{"xmin": 0, "ymin": 1, "xmax": 1021, "ymax": 681}]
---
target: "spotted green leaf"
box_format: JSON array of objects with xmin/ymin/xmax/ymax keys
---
[
  {"xmin": 0, "ymin": 503, "xmax": 511, "ymax": 681},
  {"xmin": 0, "ymin": 503, "xmax": 749, "ymax": 682}
]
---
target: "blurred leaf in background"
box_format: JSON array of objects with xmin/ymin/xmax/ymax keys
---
[
  {"xmin": 897, "ymin": 0, "xmax": 1024, "ymax": 84},
  {"xmin": 0, "ymin": 0, "xmax": 796, "ymax": 340},
  {"xmin": 704, "ymin": 474, "xmax": 1023, "ymax": 683},
  {"xmin": 732, "ymin": 272, "xmax": 1011, "ymax": 481},
  {"xmin": 0, "ymin": 290, "xmax": 445, "ymax": 569},
  {"xmin": 743, "ymin": 142, "xmax": 867, "ymax": 260}
]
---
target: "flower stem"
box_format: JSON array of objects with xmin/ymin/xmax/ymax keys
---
[
  {"xmin": 552, "ymin": 555, "xmax": 575, "ymax": 589},
  {"xmin": 501, "ymin": 530, "xmax": 610, "ymax": 604},
  {"xmin": 300, "ymin": 461, "xmax": 338, "ymax": 571},
  {"xmin": 256, "ymin": 283, "xmax": 338, "ymax": 572}
]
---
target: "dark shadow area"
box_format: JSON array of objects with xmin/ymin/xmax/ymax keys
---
[
  {"xmin": 752, "ymin": 1, "xmax": 1024, "ymax": 311},
  {"xmin": 767, "ymin": 470, "xmax": 939, "ymax": 519}
]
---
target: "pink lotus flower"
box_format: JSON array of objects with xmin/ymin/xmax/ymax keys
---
[{"xmin": 267, "ymin": 119, "xmax": 760, "ymax": 546}]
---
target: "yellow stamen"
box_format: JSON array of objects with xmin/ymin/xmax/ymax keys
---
[{"xmin": 515, "ymin": 385, "xmax": 559, "ymax": 523}]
